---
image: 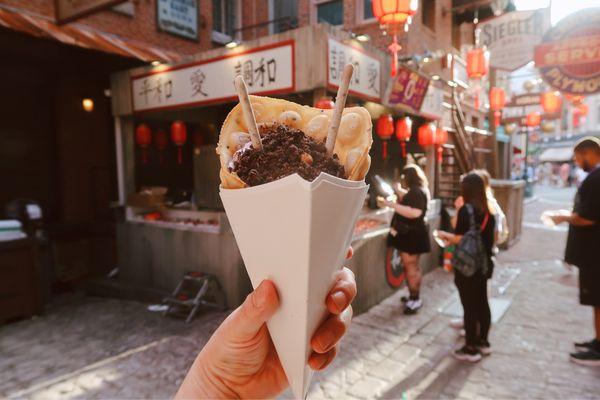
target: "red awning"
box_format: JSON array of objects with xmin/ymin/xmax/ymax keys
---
[{"xmin": 0, "ymin": 6, "xmax": 182, "ymax": 63}]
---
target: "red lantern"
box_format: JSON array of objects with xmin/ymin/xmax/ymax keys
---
[
  {"xmin": 489, "ymin": 87, "xmax": 506, "ymax": 128},
  {"xmin": 418, "ymin": 123, "xmax": 436, "ymax": 147},
  {"xmin": 578, "ymin": 103, "xmax": 589, "ymax": 116},
  {"xmin": 135, "ymin": 123, "xmax": 152, "ymax": 164},
  {"xmin": 466, "ymin": 48, "xmax": 489, "ymax": 79},
  {"xmin": 434, "ymin": 127, "xmax": 448, "ymax": 162},
  {"xmin": 541, "ymin": 91, "xmax": 561, "ymax": 114},
  {"xmin": 315, "ymin": 97, "xmax": 335, "ymax": 109},
  {"xmin": 395, "ymin": 117, "xmax": 412, "ymax": 157},
  {"xmin": 377, "ymin": 114, "xmax": 394, "ymax": 159},
  {"xmin": 372, "ymin": 0, "xmax": 419, "ymax": 77},
  {"xmin": 526, "ymin": 112, "xmax": 541, "ymax": 128},
  {"xmin": 565, "ymin": 94, "xmax": 584, "ymax": 105},
  {"xmin": 170, "ymin": 120, "xmax": 187, "ymax": 164},
  {"xmin": 192, "ymin": 130, "xmax": 204, "ymax": 149},
  {"xmin": 154, "ymin": 129, "xmax": 168, "ymax": 165}
]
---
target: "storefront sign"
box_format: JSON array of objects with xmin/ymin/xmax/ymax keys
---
[
  {"xmin": 157, "ymin": 0, "xmax": 198, "ymax": 40},
  {"xmin": 480, "ymin": 8, "xmax": 550, "ymax": 71},
  {"xmin": 535, "ymin": 8, "xmax": 600, "ymax": 95},
  {"xmin": 327, "ymin": 38, "xmax": 381, "ymax": 101},
  {"xmin": 419, "ymin": 84, "xmax": 445, "ymax": 120},
  {"xmin": 386, "ymin": 67, "xmax": 429, "ymax": 111},
  {"xmin": 131, "ymin": 41, "xmax": 295, "ymax": 112},
  {"xmin": 451, "ymin": 56, "xmax": 469, "ymax": 89},
  {"xmin": 508, "ymin": 93, "xmax": 541, "ymax": 107},
  {"xmin": 56, "ymin": 0, "xmax": 127, "ymax": 24}
]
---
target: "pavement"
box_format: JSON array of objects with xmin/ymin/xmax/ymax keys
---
[{"xmin": 1, "ymin": 184, "xmax": 599, "ymax": 399}]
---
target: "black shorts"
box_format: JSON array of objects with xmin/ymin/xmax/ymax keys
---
[{"xmin": 579, "ymin": 266, "xmax": 600, "ymax": 306}]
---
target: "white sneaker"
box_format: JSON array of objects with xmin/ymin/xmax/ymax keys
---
[
  {"xmin": 449, "ymin": 318, "xmax": 464, "ymax": 329},
  {"xmin": 404, "ymin": 298, "xmax": 423, "ymax": 314}
]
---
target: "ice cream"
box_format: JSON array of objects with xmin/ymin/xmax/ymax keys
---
[{"xmin": 217, "ymin": 95, "xmax": 372, "ymax": 188}]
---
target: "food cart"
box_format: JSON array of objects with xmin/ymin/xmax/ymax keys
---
[{"xmin": 109, "ymin": 24, "xmax": 441, "ymax": 312}]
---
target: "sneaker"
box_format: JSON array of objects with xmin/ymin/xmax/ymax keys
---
[
  {"xmin": 449, "ymin": 318, "xmax": 464, "ymax": 329},
  {"xmin": 452, "ymin": 345, "xmax": 482, "ymax": 362},
  {"xmin": 404, "ymin": 298, "xmax": 423, "ymax": 314},
  {"xmin": 570, "ymin": 348, "xmax": 600, "ymax": 367},
  {"xmin": 477, "ymin": 340, "xmax": 492, "ymax": 356},
  {"xmin": 574, "ymin": 339, "xmax": 600, "ymax": 351}
]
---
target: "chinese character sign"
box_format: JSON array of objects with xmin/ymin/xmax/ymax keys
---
[
  {"xmin": 131, "ymin": 41, "xmax": 294, "ymax": 112},
  {"xmin": 327, "ymin": 38, "xmax": 381, "ymax": 101},
  {"xmin": 387, "ymin": 67, "xmax": 430, "ymax": 111},
  {"xmin": 157, "ymin": 0, "xmax": 198, "ymax": 40}
]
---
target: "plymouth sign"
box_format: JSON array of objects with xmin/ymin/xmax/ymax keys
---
[
  {"xmin": 535, "ymin": 8, "xmax": 600, "ymax": 95},
  {"xmin": 480, "ymin": 8, "xmax": 550, "ymax": 71}
]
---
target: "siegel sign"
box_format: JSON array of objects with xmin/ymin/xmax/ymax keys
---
[
  {"xmin": 131, "ymin": 41, "xmax": 295, "ymax": 112},
  {"xmin": 535, "ymin": 8, "xmax": 600, "ymax": 95},
  {"xmin": 480, "ymin": 8, "xmax": 550, "ymax": 71},
  {"xmin": 327, "ymin": 38, "xmax": 381, "ymax": 101}
]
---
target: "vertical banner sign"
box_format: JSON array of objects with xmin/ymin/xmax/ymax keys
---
[
  {"xmin": 131, "ymin": 41, "xmax": 295, "ymax": 112},
  {"xmin": 419, "ymin": 84, "xmax": 445, "ymax": 120},
  {"xmin": 327, "ymin": 38, "xmax": 381, "ymax": 101},
  {"xmin": 480, "ymin": 8, "xmax": 550, "ymax": 71},
  {"xmin": 534, "ymin": 8, "xmax": 600, "ymax": 95},
  {"xmin": 157, "ymin": 0, "xmax": 198, "ymax": 40},
  {"xmin": 386, "ymin": 67, "xmax": 429, "ymax": 112},
  {"xmin": 56, "ymin": 0, "xmax": 127, "ymax": 24}
]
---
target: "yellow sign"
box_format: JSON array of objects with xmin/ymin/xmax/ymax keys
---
[{"xmin": 56, "ymin": 0, "xmax": 127, "ymax": 24}]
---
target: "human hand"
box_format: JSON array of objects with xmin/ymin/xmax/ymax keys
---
[
  {"xmin": 176, "ymin": 249, "xmax": 356, "ymax": 399},
  {"xmin": 377, "ymin": 196, "xmax": 389, "ymax": 209},
  {"xmin": 549, "ymin": 214, "xmax": 567, "ymax": 225}
]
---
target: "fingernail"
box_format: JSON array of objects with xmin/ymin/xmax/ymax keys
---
[
  {"xmin": 330, "ymin": 291, "xmax": 346, "ymax": 311},
  {"xmin": 252, "ymin": 281, "xmax": 268, "ymax": 309}
]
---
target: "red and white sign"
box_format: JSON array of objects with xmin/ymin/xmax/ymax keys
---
[
  {"xmin": 327, "ymin": 38, "xmax": 381, "ymax": 101},
  {"xmin": 480, "ymin": 8, "xmax": 550, "ymax": 71},
  {"xmin": 131, "ymin": 41, "xmax": 295, "ymax": 112}
]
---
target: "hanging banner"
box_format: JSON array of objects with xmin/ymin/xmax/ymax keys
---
[
  {"xmin": 385, "ymin": 67, "xmax": 429, "ymax": 112},
  {"xmin": 535, "ymin": 8, "xmax": 600, "ymax": 95},
  {"xmin": 131, "ymin": 41, "xmax": 295, "ymax": 112},
  {"xmin": 56, "ymin": 0, "xmax": 127, "ymax": 24},
  {"xmin": 157, "ymin": 0, "xmax": 198, "ymax": 40},
  {"xmin": 480, "ymin": 8, "xmax": 550, "ymax": 71},
  {"xmin": 327, "ymin": 38, "xmax": 381, "ymax": 101},
  {"xmin": 419, "ymin": 84, "xmax": 445, "ymax": 120}
]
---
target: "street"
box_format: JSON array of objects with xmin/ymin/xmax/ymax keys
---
[{"xmin": 1, "ymin": 185, "xmax": 599, "ymax": 399}]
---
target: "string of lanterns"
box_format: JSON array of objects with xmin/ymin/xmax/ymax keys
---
[{"xmin": 135, "ymin": 121, "xmax": 190, "ymax": 165}]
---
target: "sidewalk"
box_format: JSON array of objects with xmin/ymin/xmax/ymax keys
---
[{"xmin": 1, "ymin": 186, "xmax": 599, "ymax": 399}]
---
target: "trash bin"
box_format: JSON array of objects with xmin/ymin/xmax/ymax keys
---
[{"xmin": 490, "ymin": 180, "xmax": 525, "ymax": 249}]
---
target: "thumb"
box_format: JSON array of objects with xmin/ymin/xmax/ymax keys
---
[{"xmin": 228, "ymin": 280, "xmax": 279, "ymax": 340}]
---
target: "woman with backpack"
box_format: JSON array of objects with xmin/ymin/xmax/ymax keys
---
[
  {"xmin": 378, "ymin": 164, "xmax": 431, "ymax": 314},
  {"xmin": 438, "ymin": 172, "xmax": 496, "ymax": 362}
]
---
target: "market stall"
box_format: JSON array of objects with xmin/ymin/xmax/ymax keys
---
[{"xmin": 110, "ymin": 23, "xmax": 441, "ymax": 312}]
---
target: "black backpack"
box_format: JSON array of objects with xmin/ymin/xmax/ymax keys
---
[{"xmin": 452, "ymin": 204, "xmax": 489, "ymax": 277}]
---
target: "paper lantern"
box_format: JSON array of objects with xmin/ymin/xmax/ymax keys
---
[
  {"xmin": 135, "ymin": 123, "xmax": 152, "ymax": 164},
  {"xmin": 395, "ymin": 117, "xmax": 412, "ymax": 157},
  {"xmin": 192, "ymin": 130, "xmax": 204, "ymax": 149},
  {"xmin": 489, "ymin": 87, "xmax": 506, "ymax": 128},
  {"xmin": 434, "ymin": 127, "xmax": 448, "ymax": 162},
  {"xmin": 541, "ymin": 120, "xmax": 555, "ymax": 133},
  {"xmin": 504, "ymin": 123, "xmax": 518, "ymax": 135},
  {"xmin": 541, "ymin": 91, "xmax": 561, "ymax": 114},
  {"xmin": 565, "ymin": 94, "xmax": 584, "ymax": 105},
  {"xmin": 466, "ymin": 48, "xmax": 489, "ymax": 79},
  {"xmin": 376, "ymin": 114, "xmax": 394, "ymax": 159},
  {"xmin": 154, "ymin": 129, "xmax": 168, "ymax": 165},
  {"xmin": 372, "ymin": 0, "xmax": 418, "ymax": 77},
  {"xmin": 418, "ymin": 123, "xmax": 436, "ymax": 147},
  {"xmin": 315, "ymin": 97, "xmax": 335, "ymax": 109},
  {"xmin": 170, "ymin": 120, "xmax": 187, "ymax": 164},
  {"xmin": 525, "ymin": 112, "xmax": 541, "ymax": 128},
  {"xmin": 577, "ymin": 103, "xmax": 589, "ymax": 116}
]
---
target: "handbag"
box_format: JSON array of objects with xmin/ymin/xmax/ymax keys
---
[{"xmin": 451, "ymin": 204, "xmax": 490, "ymax": 277}]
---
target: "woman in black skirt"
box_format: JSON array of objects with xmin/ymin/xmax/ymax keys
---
[{"xmin": 378, "ymin": 164, "xmax": 431, "ymax": 314}]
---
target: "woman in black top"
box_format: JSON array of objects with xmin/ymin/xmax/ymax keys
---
[
  {"xmin": 378, "ymin": 164, "xmax": 431, "ymax": 314},
  {"xmin": 438, "ymin": 172, "xmax": 496, "ymax": 362}
]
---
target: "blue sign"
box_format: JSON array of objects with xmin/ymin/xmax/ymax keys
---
[{"xmin": 157, "ymin": 0, "xmax": 198, "ymax": 40}]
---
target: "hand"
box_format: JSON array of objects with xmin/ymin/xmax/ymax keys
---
[
  {"xmin": 437, "ymin": 230, "xmax": 453, "ymax": 245},
  {"xmin": 454, "ymin": 196, "xmax": 464, "ymax": 210},
  {"xmin": 376, "ymin": 196, "xmax": 389, "ymax": 209},
  {"xmin": 550, "ymin": 215, "xmax": 567, "ymax": 225},
  {"xmin": 176, "ymin": 249, "xmax": 356, "ymax": 399}
]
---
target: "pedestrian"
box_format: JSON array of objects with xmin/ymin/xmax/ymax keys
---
[
  {"xmin": 378, "ymin": 164, "xmax": 431, "ymax": 314},
  {"xmin": 176, "ymin": 251, "xmax": 357, "ymax": 398},
  {"xmin": 438, "ymin": 173, "xmax": 496, "ymax": 362},
  {"xmin": 549, "ymin": 137, "xmax": 600, "ymax": 366}
]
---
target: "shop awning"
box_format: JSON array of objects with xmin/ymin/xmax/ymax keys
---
[
  {"xmin": 538, "ymin": 147, "xmax": 574, "ymax": 162},
  {"xmin": 0, "ymin": 6, "xmax": 181, "ymax": 63}
]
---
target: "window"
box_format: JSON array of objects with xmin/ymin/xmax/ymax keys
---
[
  {"xmin": 316, "ymin": 0, "xmax": 343, "ymax": 26},
  {"xmin": 212, "ymin": 0, "xmax": 239, "ymax": 43},
  {"xmin": 269, "ymin": 0, "xmax": 298, "ymax": 34},
  {"xmin": 421, "ymin": 0, "xmax": 436, "ymax": 31},
  {"xmin": 363, "ymin": 0, "xmax": 374, "ymax": 20}
]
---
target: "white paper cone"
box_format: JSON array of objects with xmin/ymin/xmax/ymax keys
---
[{"xmin": 220, "ymin": 173, "xmax": 368, "ymax": 399}]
